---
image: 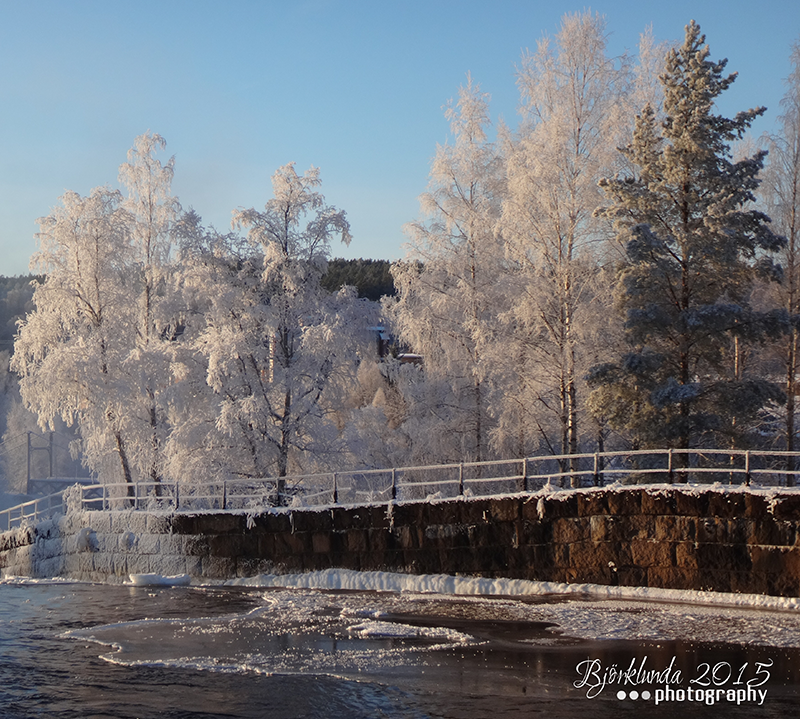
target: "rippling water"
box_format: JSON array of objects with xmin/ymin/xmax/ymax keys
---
[{"xmin": 1, "ymin": 579, "xmax": 799, "ymax": 718}]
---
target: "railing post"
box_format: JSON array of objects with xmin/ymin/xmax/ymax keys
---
[
  {"xmin": 333, "ymin": 473, "xmax": 338, "ymax": 504},
  {"xmin": 592, "ymin": 453, "xmax": 599, "ymax": 487},
  {"xmin": 222, "ymin": 480, "xmax": 227, "ymax": 510},
  {"xmin": 458, "ymin": 463, "xmax": 464, "ymax": 496},
  {"xmin": 745, "ymin": 450, "xmax": 751, "ymax": 487},
  {"xmin": 521, "ymin": 458, "xmax": 528, "ymax": 492},
  {"xmin": 175, "ymin": 482, "xmax": 180, "ymax": 511},
  {"xmin": 667, "ymin": 449, "xmax": 673, "ymax": 484},
  {"xmin": 391, "ymin": 469, "xmax": 396, "ymax": 501}
]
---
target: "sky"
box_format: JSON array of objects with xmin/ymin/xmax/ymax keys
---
[{"xmin": 0, "ymin": 0, "xmax": 798, "ymax": 276}]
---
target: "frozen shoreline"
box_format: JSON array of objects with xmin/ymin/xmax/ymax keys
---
[{"xmin": 220, "ymin": 567, "xmax": 800, "ymax": 612}]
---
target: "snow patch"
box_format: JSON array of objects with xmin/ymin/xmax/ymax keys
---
[{"xmin": 128, "ymin": 573, "xmax": 192, "ymax": 587}]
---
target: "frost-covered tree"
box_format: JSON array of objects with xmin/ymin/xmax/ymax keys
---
[
  {"xmin": 499, "ymin": 11, "xmax": 627, "ymax": 463},
  {"xmin": 589, "ymin": 21, "xmax": 785, "ymax": 452},
  {"xmin": 390, "ymin": 77, "xmax": 508, "ymax": 463},
  {"xmin": 12, "ymin": 134, "xmax": 181, "ymax": 491},
  {"xmin": 12, "ymin": 188, "xmax": 139, "ymax": 488},
  {"xmin": 177, "ymin": 164, "xmax": 373, "ymax": 485},
  {"xmin": 761, "ymin": 41, "xmax": 800, "ymax": 477},
  {"xmin": 118, "ymin": 132, "xmax": 181, "ymax": 486}
]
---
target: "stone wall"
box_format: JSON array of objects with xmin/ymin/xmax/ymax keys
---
[{"xmin": 2, "ymin": 486, "xmax": 800, "ymax": 596}]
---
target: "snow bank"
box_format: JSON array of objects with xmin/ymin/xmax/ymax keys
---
[{"xmin": 224, "ymin": 567, "xmax": 800, "ymax": 611}]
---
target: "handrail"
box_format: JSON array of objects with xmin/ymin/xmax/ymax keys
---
[{"xmin": 3, "ymin": 447, "xmax": 800, "ymax": 532}]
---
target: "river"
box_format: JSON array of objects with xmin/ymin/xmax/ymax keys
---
[{"xmin": 1, "ymin": 578, "xmax": 799, "ymax": 718}]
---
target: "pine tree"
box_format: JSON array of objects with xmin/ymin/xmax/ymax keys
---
[{"xmin": 589, "ymin": 21, "xmax": 786, "ymax": 453}]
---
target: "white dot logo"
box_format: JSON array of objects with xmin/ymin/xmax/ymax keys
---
[{"xmin": 617, "ymin": 689, "xmax": 652, "ymax": 700}]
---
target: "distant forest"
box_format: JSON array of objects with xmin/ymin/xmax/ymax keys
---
[
  {"xmin": 0, "ymin": 262, "xmax": 391, "ymax": 347},
  {"xmin": 320, "ymin": 258, "xmax": 395, "ymax": 301},
  {"xmin": 0, "ymin": 275, "xmax": 37, "ymax": 354}
]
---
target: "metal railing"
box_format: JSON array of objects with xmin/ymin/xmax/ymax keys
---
[
  {"xmin": 0, "ymin": 492, "xmax": 66, "ymax": 532},
  {"xmin": 3, "ymin": 447, "xmax": 800, "ymax": 532}
]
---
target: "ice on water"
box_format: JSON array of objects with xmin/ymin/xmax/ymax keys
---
[{"xmin": 61, "ymin": 571, "xmax": 800, "ymax": 681}]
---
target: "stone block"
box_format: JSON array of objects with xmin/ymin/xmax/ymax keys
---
[
  {"xmin": 126, "ymin": 554, "xmax": 151, "ymax": 574},
  {"xmin": 209, "ymin": 534, "xmax": 243, "ymax": 558},
  {"xmin": 674, "ymin": 542, "xmax": 698, "ymax": 569},
  {"xmin": 696, "ymin": 542, "xmax": 751, "ymax": 571},
  {"xmin": 590, "ymin": 516, "xmax": 627, "ymax": 543},
  {"xmin": 577, "ymin": 492, "xmax": 607, "ymax": 517},
  {"xmin": 118, "ymin": 512, "xmax": 149, "ymax": 535},
  {"xmin": 89, "ymin": 512, "xmax": 113, "ymax": 534},
  {"xmin": 551, "ymin": 518, "xmax": 586, "ymax": 544},
  {"xmin": 273, "ymin": 531, "xmax": 306, "ymax": 555},
  {"xmin": 674, "ymin": 491, "xmax": 708, "ymax": 517},
  {"xmin": 312, "ymin": 532, "xmax": 331, "ymax": 554},
  {"xmin": 629, "ymin": 540, "xmax": 672, "ymax": 568},
  {"xmin": 367, "ymin": 505, "xmax": 391, "ymax": 531},
  {"xmin": 157, "ymin": 554, "xmax": 188, "ymax": 576},
  {"xmin": 653, "ymin": 515, "xmax": 679, "ymax": 542},
  {"xmin": 201, "ymin": 555, "xmax": 236, "ymax": 579},
  {"xmin": 744, "ymin": 493, "xmax": 769, "ymax": 520},
  {"xmin": 673, "ymin": 516, "xmax": 697, "ymax": 542},
  {"xmin": 490, "ymin": 498, "xmax": 520, "ymax": 523},
  {"xmin": 770, "ymin": 494, "xmax": 800, "ymax": 521},
  {"xmin": 367, "ymin": 528, "xmax": 389, "ymax": 553},
  {"xmin": 393, "ymin": 525, "xmax": 415, "ymax": 550},
  {"xmin": 616, "ymin": 567, "xmax": 647, "ymax": 588},
  {"xmin": 568, "ymin": 541, "xmax": 618, "ymax": 571},
  {"xmin": 257, "ymin": 533, "xmax": 275, "ymax": 558},
  {"xmin": 749, "ymin": 545, "xmax": 790, "ymax": 575},
  {"xmin": 706, "ymin": 492, "xmax": 746, "ymax": 519},
  {"xmin": 545, "ymin": 494, "xmax": 579, "ymax": 519},
  {"xmin": 184, "ymin": 556, "xmax": 202, "ymax": 577},
  {"xmin": 137, "ymin": 534, "xmax": 161, "ymax": 556},
  {"xmin": 457, "ymin": 499, "xmax": 490, "ymax": 524},
  {"xmin": 198, "ymin": 513, "xmax": 245, "ymax": 535},
  {"xmin": 641, "ymin": 490, "xmax": 677, "ymax": 516},
  {"xmin": 290, "ymin": 510, "xmax": 332, "ymax": 533},
  {"xmin": 146, "ymin": 514, "xmax": 172, "ymax": 535},
  {"xmin": 647, "ymin": 566, "xmax": 697, "ymax": 590},
  {"xmin": 696, "ymin": 517, "xmax": 726, "ymax": 543},
  {"xmin": 606, "ymin": 490, "xmax": 642, "ymax": 516}
]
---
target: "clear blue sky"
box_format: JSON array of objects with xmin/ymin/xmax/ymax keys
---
[{"xmin": 0, "ymin": 0, "xmax": 798, "ymax": 276}]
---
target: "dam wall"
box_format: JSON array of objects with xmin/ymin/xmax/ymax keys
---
[{"xmin": 2, "ymin": 486, "xmax": 800, "ymax": 596}]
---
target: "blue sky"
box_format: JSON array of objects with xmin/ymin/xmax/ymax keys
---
[{"xmin": 0, "ymin": 0, "xmax": 798, "ymax": 276}]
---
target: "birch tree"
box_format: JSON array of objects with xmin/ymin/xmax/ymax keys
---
[
  {"xmin": 183, "ymin": 164, "xmax": 372, "ymax": 486},
  {"xmin": 762, "ymin": 41, "xmax": 800, "ymax": 478},
  {"xmin": 12, "ymin": 188, "xmax": 138, "ymax": 488},
  {"xmin": 118, "ymin": 132, "xmax": 180, "ymax": 487},
  {"xmin": 499, "ymin": 11, "xmax": 627, "ymax": 465},
  {"xmin": 390, "ymin": 77, "xmax": 507, "ymax": 463}
]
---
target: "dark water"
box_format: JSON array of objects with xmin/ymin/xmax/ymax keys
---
[{"xmin": 1, "ymin": 580, "xmax": 799, "ymax": 718}]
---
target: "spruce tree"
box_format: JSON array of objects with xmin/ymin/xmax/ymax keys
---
[{"xmin": 588, "ymin": 21, "xmax": 786, "ymax": 452}]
